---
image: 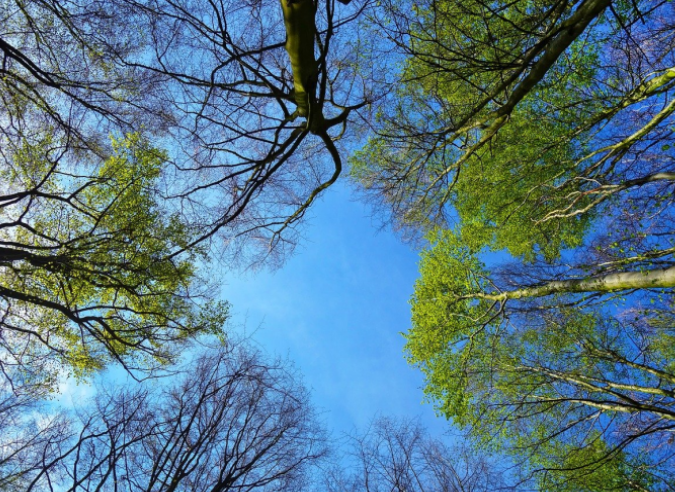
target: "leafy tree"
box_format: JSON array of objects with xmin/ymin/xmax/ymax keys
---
[
  {"xmin": 0, "ymin": 133, "xmax": 227, "ymax": 389},
  {"xmin": 352, "ymin": 0, "xmax": 675, "ymax": 252},
  {"xmin": 7, "ymin": 343, "xmax": 327, "ymax": 491},
  {"xmin": 348, "ymin": 0, "xmax": 675, "ymax": 487},
  {"xmin": 410, "ymin": 231, "xmax": 675, "ymax": 489}
]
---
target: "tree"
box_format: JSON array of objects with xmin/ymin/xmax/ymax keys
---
[
  {"xmin": 352, "ymin": 0, "xmax": 675, "ymax": 253},
  {"xmin": 10, "ymin": 342, "xmax": 327, "ymax": 491},
  {"xmin": 2, "ymin": 0, "xmax": 374, "ymax": 262},
  {"xmin": 0, "ymin": 380, "xmax": 69, "ymax": 491},
  {"xmin": 320, "ymin": 416, "xmax": 513, "ymax": 492},
  {"xmin": 1, "ymin": 0, "xmax": 374, "ymax": 384},
  {"xmin": 0, "ymin": 132, "xmax": 228, "ymax": 389},
  {"xmin": 111, "ymin": 0, "xmax": 375, "ymax": 258},
  {"xmin": 347, "ymin": 0, "xmax": 675, "ymax": 487},
  {"xmin": 409, "ymin": 231, "xmax": 675, "ymax": 489}
]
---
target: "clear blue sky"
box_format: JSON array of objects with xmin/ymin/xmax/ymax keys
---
[{"xmin": 220, "ymin": 181, "xmax": 449, "ymax": 437}]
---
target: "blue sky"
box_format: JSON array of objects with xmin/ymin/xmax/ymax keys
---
[{"xmin": 220, "ymin": 181, "xmax": 449, "ymax": 437}]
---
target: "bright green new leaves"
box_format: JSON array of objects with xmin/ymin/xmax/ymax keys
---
[
  {"xmin": 352, "ymin": 0, "xmax": 675, "ymax": 262},
  {"xmin": 450, "ymin": 109, "xmax": 590, "ymax": 261},
  {"xmin": 408, "ymin": 230, "xmax": 490, "ymax": 422},
  {"xmin": 531, "ymin": 436, "xmax": 655, "ymax": 492},
  {"xmin": 409, "ymin": 228, "xmax": 675, "ymax": 489},
  {"xmin": 0, "ymin": 134, "xmax": 227, "ymax": 388}
]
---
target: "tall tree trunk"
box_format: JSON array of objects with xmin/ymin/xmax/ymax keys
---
[
  {"xmin": 474, "ymin": 265, "xmax": 675, "ymax": 301},
  {"xmin": 280, "ymin": 0, "xmax": 322, "ymax": 130}
]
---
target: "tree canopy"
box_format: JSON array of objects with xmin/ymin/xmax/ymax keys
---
[
  {"xmin": 2, "ymin": 0, "xmax": 376, "ymax": 257},
  {"xmin": 353, "ymin": 0, "xmax": 674, "ymax": 251},
  {"xmin": 0, "ymin": 343, "xmax": 327, "ymax": 491},
  {"xmin": 0, "ymin": 132, "xmax": 228, "ymax": 389},
  {"xmin": 321, "ymin": 416, "xmax": 512, "ymax": 492},
  {"xmin": 0, "ymin": 0, "xmax": 375, "ymax": 386},
  {"xmin": 347, "ymin": 0, "xmax": 675, "ymax": 488},
  {"xmin": 6, "ymin": 0, "xmax": 675, "ymax": 488}
]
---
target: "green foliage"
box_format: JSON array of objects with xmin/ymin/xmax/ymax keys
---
[
  {"xmin": 532, "ymin": 437, "xmax": 654, "ymax": 492},
  {"xmin": 0, "ymin": 134, "xmax": 228, "ymax": 386},
  {"xmin": 353, "ymin": 1, "xmax": 675, "ymax": 485},
  {"xmin": 351, "ymin": 0, "xmax": 675, "ymax": 260},
  {"xmin": 451, "ymin": 105, "xmax": 592, "ymax": 261},
  {"xmin": 408, "ymin": 229, "xmax": 490, "ymax": 423},
  {"xmin": 409, "ymin": 227, "xmax": 675, "ymax": 488}
]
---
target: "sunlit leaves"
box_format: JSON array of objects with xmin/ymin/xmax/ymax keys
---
[{"xmin": 0, "ymin": 134, "xmax": 228, "ymax": 387}]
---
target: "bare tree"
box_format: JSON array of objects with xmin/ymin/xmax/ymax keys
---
[
  {"xmin": 0, "ymin": 380, "xmax": 69, "ymax": 492},
  {"xmin": 2, "ymin": 0, "xmax": 375, "ymax": 262},
  {"xmin": 13, "ymin": 342, "xmax": 328, "ymax": 491},
  {"xmin": 321, "ymin": 417, "xmax": 513, "ymax": 492},
  {"xmin": 105, "ymin": 0, "xmax": 374, "ymax": 261}
]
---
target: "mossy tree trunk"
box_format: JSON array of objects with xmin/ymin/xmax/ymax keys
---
[{"xmin": 280, "ymin": 0, "xmax": 324, "ymax": 131}]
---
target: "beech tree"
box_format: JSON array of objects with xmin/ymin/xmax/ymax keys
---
[
  {"xmin": 352, "ymin": 0, "xmax": 675, "ymax": 254},
  {"xmin": 346, "ymin": 0, "xmax": 675, "ymax": 487},
  {"xmin": 409, "ymin": 230, "xmax": 675, "ymax": 490},
  {"xmin": 0, "ymin": 133, "xmax": 228, "ymax": 390},
  {"xmin": 1, "ymin": 0, "xmax": 374, "ymax": 384}
]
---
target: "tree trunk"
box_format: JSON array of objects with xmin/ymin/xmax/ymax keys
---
[
  {"xmin": 280, "ymin": 0, "xmax": 319, "ymax": 123},
  {"xmin": 476, "ymin": 265, "xmax": 675, "ymax": 301}
]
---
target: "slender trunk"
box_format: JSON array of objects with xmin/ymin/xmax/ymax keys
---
[{"xmin": 475, "ymin": 265, "xmax": 675, "ymax": 301}]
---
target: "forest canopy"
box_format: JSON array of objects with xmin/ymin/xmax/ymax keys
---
[
  {"xmin": 348, "ymin": 0, "xmax": 675, "ymax": 488},
  {"xmin": 0, "ymin": 0, "xmax": 371, "ymax": 388},
  {"xmin": 3, "ymin": 0, "xmax": 675, "ymax": 489}
]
